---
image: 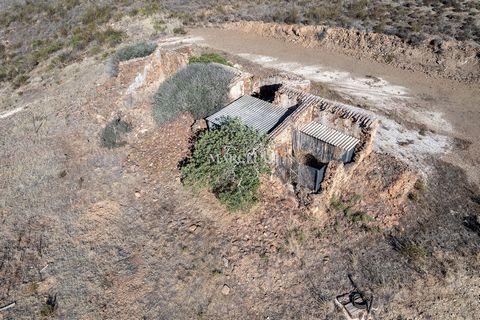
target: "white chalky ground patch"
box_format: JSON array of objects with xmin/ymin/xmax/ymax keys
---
[
  {"xmin": 374, "ymin": 116, "xmax": 450, "ymax": 173},
  {"xmin": 157, "ymin": 36, "xmax": 204, "ymax": 47},
  {"xmin": 127, "ymin": 64, "xmax": 150, "ymax": 94},
  {"xmin": 239, "ymin": 53, "xmax": 409, "ymax": 107}
]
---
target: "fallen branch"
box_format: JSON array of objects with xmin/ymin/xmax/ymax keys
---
[{"xmin": 0, "ymin": 301, "xmax": 16, "ymax": 312}]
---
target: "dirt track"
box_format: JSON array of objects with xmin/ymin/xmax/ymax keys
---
[{"xmin": 190, "ymin": 27, "xmax": 480, "ymax": 187}]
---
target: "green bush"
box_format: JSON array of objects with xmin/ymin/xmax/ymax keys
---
[
  {"xmin": 152, "ymin": 63, "xmax": 235, "ymax": 125},
  {"xmin": 189, "ymin": 53, "xmax": 232, "ymax": 66},
  {"xmin": 181, "ymin": 118, "xmax": 269, "ymax": 211},
  {"xmin": 107, "ymin": 41, "xmax": 157, "ymax": 77},
  {"xmin": 100, "ymin": 118, "xmax": 132, "ymax": 149}
]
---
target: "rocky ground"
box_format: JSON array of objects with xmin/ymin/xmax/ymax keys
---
[{"xmin": 1, "ymin": 8, "xmax": 479, "ymax": 320}]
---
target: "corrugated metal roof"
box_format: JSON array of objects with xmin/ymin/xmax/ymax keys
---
[
  {"xmin": 206, "ymin": 96, "xmax": 289, "ymax": 134},
  {"xmin": 300, "ymin": 122, "xmax": 360, "ymax": 151}
]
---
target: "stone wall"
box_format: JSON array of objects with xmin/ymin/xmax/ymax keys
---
[{"xmin": 118, "ymin": 46, "xmax": 191, "ymax": 96}]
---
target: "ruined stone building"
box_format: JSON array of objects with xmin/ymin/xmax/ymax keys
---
[{"xmin": 207, "ymin": 83, "xmax": 378, "ymax": 201}]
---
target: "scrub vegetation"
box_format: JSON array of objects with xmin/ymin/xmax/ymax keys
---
[
  {"xmin": 100, "ymin": 118, "xmax": 132, "ymax": 149},
  {"xmin": 1, "ymin": 1, "xmax": 479, "ymax": 88},
  {"xmin": 181, "ymin": 118, "xmax": 269, "ymax": 211}
]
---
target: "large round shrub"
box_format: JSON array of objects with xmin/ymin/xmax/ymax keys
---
[
  {"xmin": 181, "ymin": 118, "xmax": 270, "ymax": 211},
  {"xmin": 152, "ymin": 63, "xmax": 235, "ymax": 125}
]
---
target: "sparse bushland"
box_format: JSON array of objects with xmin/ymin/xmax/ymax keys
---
[
  {"xmin": 2, "ymin": 0, "xmax": 479, "ymax": 88},
  {"xmin": 1, "ymin": 8, "xmax": 126, "ymax": 88},
  {"xmin": 152, "ymin": 63, "xmax": 235, "ymax": 125},
  {"xmin": 107, "ymin": 41, "xmax": 158, "ymax": 77},
  {"xmin": 188, "ymin": 53, "xmax": 232, "ymax": 66},
  {"xmin": 100, "ymin": 118, "xmax": 132, "ymax": 149},
  {"xmin": 181, "ymin": 118, "xmax": 269, "ymax": 211}
]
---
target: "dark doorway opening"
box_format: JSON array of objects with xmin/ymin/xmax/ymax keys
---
[
  {"xmin": 301, "ymin": 153, "xmax": 326, "ymax": 170},
  {"xmin": 253, "ymin": 84, "xmax": 282, "ymax": 102}
]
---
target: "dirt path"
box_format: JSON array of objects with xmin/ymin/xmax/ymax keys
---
[{"xmin": 190, "ymin": 27, "xmax": 480, "ymax": 186}]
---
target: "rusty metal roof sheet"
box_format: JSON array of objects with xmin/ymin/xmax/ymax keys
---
[
  {"xmin": 206, "ymin": 96, "xmax": 289, "ymax": 134},
  {"xmin": 301, "ymin": 121, "xmax": 360, "ymax": 151}
]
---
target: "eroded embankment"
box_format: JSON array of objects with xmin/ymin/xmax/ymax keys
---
[{"xmin": 222, "ymin": 22, "xmax": 480, "ymax": 84}]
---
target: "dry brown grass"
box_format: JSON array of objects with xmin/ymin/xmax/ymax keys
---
[{"xmin": 0, "ymin": 41, "xmax": 479, "ymax": 320}]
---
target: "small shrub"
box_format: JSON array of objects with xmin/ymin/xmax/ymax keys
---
[
  {"xmin": 152, "ymin": 19, "xmax": 167, "ymax": 34},
  {"xmin": 107, "ymin": 41, "xmax": 157, "ymax": 77},
  {"xmin": 52, "ymin": 51, "xmax": 75, "ymax": 67},
  {"xmin": 115, "ymin": 41, "xmax": 157, "ymax": 61},
  {"xmin": 138, "ymin": 3, "xmax": 162, "ymax": 16},
  {"xmin": 284, "ymin": 5, "xmax": 300, "ymax": 24},
  {"xmin": 407, "ymin": 34, "xmax": 425, "ymax": 47},
  {"xmin": 384, "ymin": 53, "xmax": 395, "ymax": 64},
  {"xmin": 40, "ymin": 294, "xmax": 57, "ymax": 317},
  {"xmin": 401, "ymin": 243, "xmax": 428, "ymax": 260},
  {"xmin": 347, "ymin": 0, "xmax": 368, "ymax": 19},
  {"xmin": 189, "ymin": 53, "xmax": 232, "ymax": 66},
  {"xmin": 70, "ymin": 26, "xmax": 95, "ymax": 50},
  {"xmin": 408, "ymin": 192, "xmax": 418, "ymax": 201},
  {"xmin": 181, "ymin": 118, "xmax": 269, "ymax": 211},
  {"xmin": 32, "ymin": 40, "xmax": 64, "ymax": 61},
  {"xmin": 259, "ymin": 253, "xmax": 269, "ymax": 264},
  {"xmin": 330, "ymin": 194, "xmax": 346, "ymax": 211},
  {"xmin": 152, "ymin": 63, "xmax": 235, "ymax": 125},
  {"xmin": 100, "ymin": 118, "xmax": 132, "ymax": 149},
  {"xmin": 216, "ymin": 5, "xmax": 227, "ymax": 15},
  {"xmin": 391, "ymin": 236, "xmax": 428, "ymax": 261},
  {"xmin": 414, "ymin": 179, "xmax": 426, "ymax": 192},
  {"xmin": 173, "ymin": 27, "xmax": 187, "ymax": 35},
  {"xmin": 285, "ymin": 227, "xmax": 305, "ymax": 245},
  {"xmin": 12, "ymin": 74, "xmax": 29, "ymax": 88},
  {"xmin": 350, "ymin": 212, "xmax": 375, "ymax": 224}
]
